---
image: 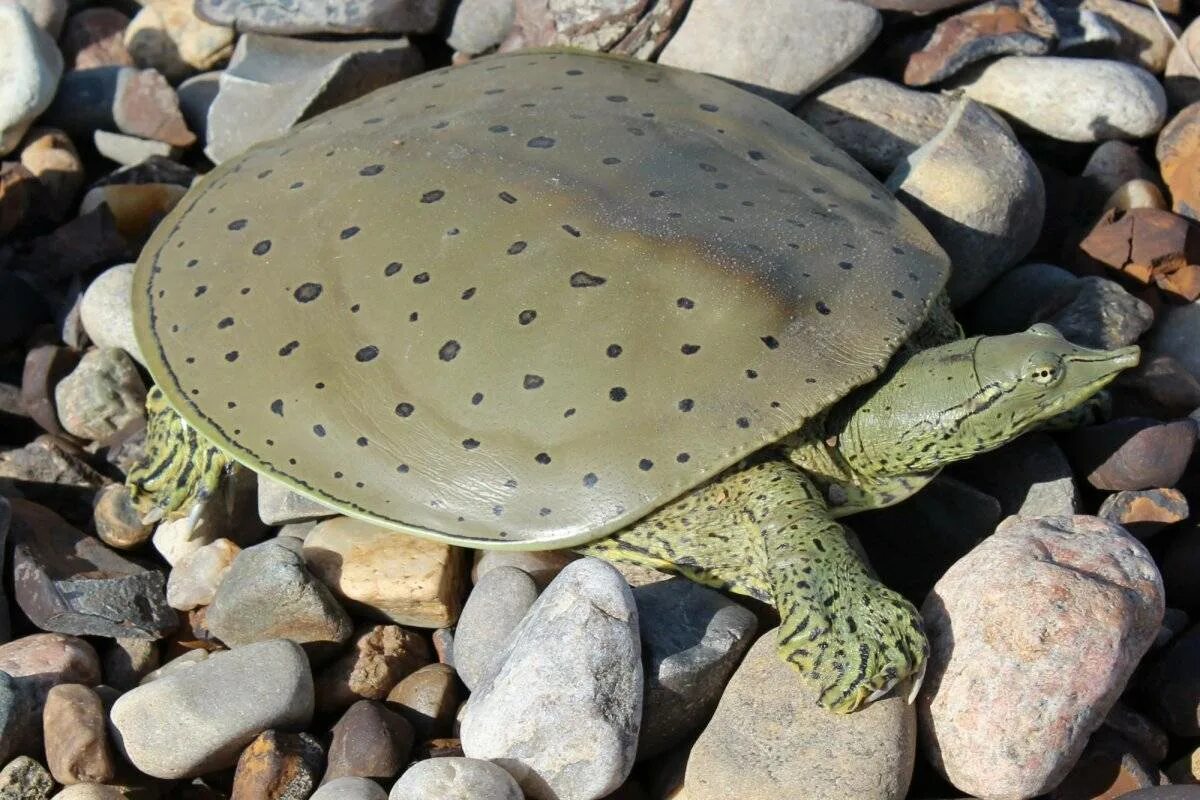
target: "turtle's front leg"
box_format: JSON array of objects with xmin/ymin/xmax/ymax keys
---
[{"xmin": 582, "ymin": 459, "xmax": 927, "ymax": 712}]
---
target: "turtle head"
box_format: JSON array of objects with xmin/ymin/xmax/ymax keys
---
[{"xmin": 836, "ymin": 324, "xmax": 1139, "ymax": 476}]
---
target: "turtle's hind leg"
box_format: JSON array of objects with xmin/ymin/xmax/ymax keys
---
[
  {"xmin": 126, "ymin": 386, "xmax": 231, "ymax": 522},
  {"xmin": 582, "ymin": 460, "xmax": 927, "ymax": 712}
]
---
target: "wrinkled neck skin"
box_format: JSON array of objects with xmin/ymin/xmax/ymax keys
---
[{"xmin": 786, "ymin": 327, "xmax": 1139, "ymax": 515}]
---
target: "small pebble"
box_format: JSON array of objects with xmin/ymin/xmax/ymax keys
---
[
  {"xmin": 0, "ymin": 756, "xmax": 53, "ymax": 800},
  {"xmin": 42, "ymin": 684, "xmax": 116, "ymax": 785},
  {"xmin": 447, "ymin": 0, "xmax": 515, "ymax": 54},
  {"xmin": 1064, "ymin": 417, "xmax": 1197, "ymax": 490},
  {"xmin": 166, "ymin": 538, "xmax": 240, "ymax": 611},
  {"xmin": 919, "ymin": 515, "xmax": 1164, "ymax": 798},
  {"xmin": 389, "ymin": 757, "xmax": 523, "ymax": 800},
  {"xmin": 92, "ymin": 483, "xmax": 154, "ymax": 551},
  {"xmin": 93, "ymin": 130, "xmax": 180, "ymax": 167},
  {"xmin": 0, "ymin": 4, "xmax": 63, "ymax": 156},
  {"xmin": 60, "ymin": 7, "xmax": 133, "ymax": 69},
  {"xmin": 53, "ymin": 348, "xmax": 146, "ymax": 443},
  {"xmin": 229, "ymin": 730, "xmax": 323, "ymax": 800},
  {"xmin": 385, "ymin": 663, "xmax": 459, "ymax": 741},
  {"xmin": 1098, "ymin": 488, "xmax": 1189, "ymax": 538},
  {"xmin": 452, "ymin": 565, "xmax": 538, "ymax": 690},
  {"xmin": 322, "ymin": 700, "xmax": 413, "ymax": 785},
  {"xmin": 312, "ymin": 777, "xmax": 387, "ymax": 800},
  {"xmin": 314, "ymin": 624, "xmax": 431, "ymax": 714},
  {"xmin": 109, "ymin": 639, "xmax": 314, "ymax": 779},
  {"xmin": 257, "ymin": 475, "xmax": 338, "ymax": 525}
]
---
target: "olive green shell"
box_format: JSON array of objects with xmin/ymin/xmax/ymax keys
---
[{"xmin": 132, "ymin": 49, "xmax": 949, "ymax": 549}]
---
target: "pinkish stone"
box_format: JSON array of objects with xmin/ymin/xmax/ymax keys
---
[{"xmin": 919, "ymin": 515, "xmax": 1164, "ymax": 800}]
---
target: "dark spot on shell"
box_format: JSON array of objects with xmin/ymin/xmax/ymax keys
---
[
  {"xmin": 524, "ymin": 374, "xmax": 544, "ymax": 390},
  {"xmin": 294, "ymin": 283, "xmax": 322, "ymax": 302},
  {"xmin": 217, "ymin": 317, "xmax": 234, "ymax": 329},
  {"xmin": 606, "ymin": 344, "xmax": 622, "ymax": 358},
  {"xmin": 359, "ymin": 164, "xmax": 384, "ymax": 176},
  {"xmin": 518, "ymin": 309, "xmax": 537, "ymax": 325},
  {"xmin": 527, "ymin": 136, "xmax": 555, "ymax": 148},
  {"xmin": 357, "ymin": 437, "xmax": 368, "ymax": 447},
  {"xmin": 289, "ymin": 181, "xmax": 304, "ymax": 189},
  {"xmin": 270, "ymin": 399, "xmax": 284, "ymax": 416},
  {"xmin": 746, "ymin": 369, "xmax": 758, "ymax": 379},
  {"xmin": 570, "ymin": 271, "xmax": 606, "ymax": 287},
  {"xmin": 439, "ymin": 340, "xmax": 461, "ymax": 361},
  {"xmin": 489, "ymin": 124, "xmax": 509, "ymax": 133},
  {"xmin": 679, "ymin": 398, "xmax": 694, "ymax": 412},
  {"xmin": 499, "ymin": 191, "xmax": 517, "ymax": 204},
  {"xmin": 252, "ymin": 240, "xmax": 271, "ymax": 256},
  {"xmin": 761, "ymin": 335, "xmax": 779, "ymax": 349},
  {"xmin": 421, "ymin": 190, "xmax": 445, "ymax": 204},
  {"xmin": 892, "ymin": 289, "xmax": 905, "ymax": 299},
  {"xmin": 566, "ymin": 69, "xmax": 582, "ymax": 75},
  {"xmin": 471, "ymin": 392, "xmax": 484, "ymax": 405},
  {"xmin": 583, "ymin": 473, "xmax": 598, "ymax": 488},
  {"xmin": 681, "ymin": 344, "xmax": 700, "ymax": 355},
  {"xmin": 463, "ymin": 438, "xmax": 480, "ymax": 450},
  {"xmin": 816, "ymin": 301, "xmax": 832, "ymax": 315},
  {"xmin": 606, "ymin": 95, "xmax": 628, "ymax": 103},
  {"xmin": 395, "ymin": 402, "xmax": 414, "ymax": 417},
  {"xmin": 677, "ymin": 452, "xmax": 690, "ymax": 463},
  {"xmin": 508, "ymin": 241, "xmax": 527, "ymax": 255},
  {"xmin": 227, "ymin": 219, "xmax": 247, "ymax": 231},
  {"xmin": 839, "ymin": 261, "xmax": 853, "ymax": 270},
  {"xmin": 413, "ymin": 272, "xmax": 430, "ymax": 284},
  {"xmin": 610, "ymin": 387, "xmax": 627, "ymax": 402},
  {"xmin": 748, "ymin": 150, "xmax": 767, "ymax": 161},
  {"xmin": 700, "ymin": 103, "xmax": 719, "ymax": 112},
  {"xmin": 698, "ymin": 163, "xmax": 717, "ymax": 173},
  {"xmin": 677, "ymin": 297, "xmax": 695, "ymax": 310},
  {"xmin": 340, "ymin": 226, "xmax": 360, "ymax": 240},
  {"xmin": 535, "ymin": 452, "xmax": 551, "ymax": 464},
  {"xmin": 638, "ymin": 458, "xmax": 653, "ymax": 471},
  {"xmin": 225, "ymin": 351, "xmax": 238, "ymax": 362},
  {"xmin": 737, "ymin": 417, "xmax": 751, "ymax": 428},
  {"xmin": 278, "ymin": 340, "xmax": 299, "ymax": 357},
  {"xmin": 397, "ymin": 464, "xmax": 409, "ymax": 473},
  {"xmin": 461, "ymin": 287, "xmax": 476, "ymax": 300},
  {"xmin": 313, "ymin": 424, "xmax": 327, "ymax": 437},
  {"xmin": 562, "ymin": 224, "xmax": 581, "ymax": 237},
  {"xmin": 355, "ymin": 345, "xmax": 379, "ymax": 362},
  {"xmin": 186, "ymin": 258, "xmax": 198, "ymax": 268},
  {"xmin": 602, "ymin": 157, "xmax": 621, "ymax": 165},
  {"xmin": 194, "ymin": 286, "xmax": 207, "ymax": 297},
  {"xmin": 564, "ymin": 408, "xmax": 576, "ymax": 417}
]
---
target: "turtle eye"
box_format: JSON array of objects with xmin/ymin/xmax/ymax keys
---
[{"xmin": 1025, "ymin": 351, "xmax": 1064, "ymax": 386}]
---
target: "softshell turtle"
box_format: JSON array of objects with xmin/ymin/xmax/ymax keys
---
[{"xmin": 127, "ymin": 48, "xmax": 1139, "ymax": 712}]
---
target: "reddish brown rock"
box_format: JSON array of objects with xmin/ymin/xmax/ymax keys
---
[
  {"xmin": 1157, "ymin": 102, "xmax": 1200, "ymax": 222},
  {"xmin": 1112, "ymin": 353, "xmax": 1200, "ymax": 418},
  {"xmin": 43, "ymin": 683, "xmax": 116, "ymax": 785},
  {"xmin": 1078, "ymin": 207, "xmax": 1200, "ymax": 301},
  {"xmin": 19, "ymin": 345, "xmax": 82, "ymax": 438},
  {"xmin": 1098, "ymin": 488, "xmax": 1189, "ymax": 538},
  {"xmin": 60, "ymin": 8, "xmax": 134, "ymax": 69},
  {"xmin": 901, "ymin": 0, "xmax": 1055, "ymax": 86},
  {"xmin": 0, "ymin": 633, "xmax": 101, "ymax": 757},
  {"xmin": 230, "ymin": 730, "xmax": 323, "ymax": 800},
  {"xmin": 919, "ymin": 516, "xmax": 1164, "ymax": 799},
  {"xmin": 385, "ymin": 663, "xmax": 459, "ymax": 741},
  {"xmin": 0, "ymin": 161, "xmax": 41, "ymax": 235},
  {"xmin": 322, "ymin": 700, "xmax": 413, "ymax": 785},
  {"xmin": 111, "ymin": 68, "xmax": 196, "ymax": 148},
  {"xmin": 314, "ymin": 625, "xmax": 432, "ymax": 714},
  {"xmin": 1064, "ymin": 417, "xmax": 1197, "ymax": 490}
]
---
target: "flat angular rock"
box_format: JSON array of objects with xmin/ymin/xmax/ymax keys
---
[
  {"xmin": 9, "ymin": 499, "xmax": 177, "ymax": 639},
  {"xmin": 657, "ymin": 0, "xmax": 880, "ymax": 106},
  {"xmin": 196, "ymin": 0, "xmax": 446, "ymax": 35},
  {"xmin": 43, "ymin": 66, "xmax": 195, "ymax": 149},
  {"xmin": 204, "ymin": 33, "xmax": 423, "ymax": 164},
  {"xmin": 304, "ymin": 517, "xmax": 466, "ymax": 628},
  {"xmin": 0, "ymin": 434, "xmax": 106, "ymax": 527},
  {"xmin": 1064, "ymin": 417, "xmax": 1197, "ymax": 490},
  {"xmin": 1040, "ymin": 275, "xmax": 1155, "ymax": 349},
  {"xmin": 452, "ymin": 566, "xmax": 538, "ymax": 691},
  {"xmin": 43, "ymin": 684, "xmax": 116, "ymax": 785},
  {"xmin": 54, "ymin": 348, "xmax": 146, "ymax": 443},
  {"xmin": 206, "ymin": 538, "xmax": 352, "ymax": 650},
  {"xmin": 901, "ymin": 0, "xmax": 1056, "ymax": 87},
  {"xmin": 109, "ymin": 639, "xmax": 314, "ymax": 779},
  {"xmin": 796, "ymin": 75, "xmax": 953, "ymax": 175},
  {"xmin": 634, "ymin": 578, "xmax": 757, "ymax": 760},
  {"xmin": 0, "ymin": 4, "xmax": 64, "ymax": 156},
  {"xmin": 499, "ymin": 0, "xmax": 646, "ymax": 52},
  {"xmin": 93, "ymin": 130, "xmax": 180, "ymax": 166},
  {"xmin": 0, "ymin": 633, "xmax": 100, "ymax": 759},
  {"xmin": 230, "ymin": 730, "xmax": 323, "ymax": 800},
  {"xmin": 93, "ymin": 484, "xmax": 153, "ymax": 552},
  {"xmin": 314, "ymin": 624, "xmax": 431, "ymax": 714},
  {"xmin": 888, "ymin": 98, "xmax": 1044, "ymax": 306},
  {"xmin": 461, "ymin": 558, "xmax": 641, "ymax": 800},
  {"xmin": 959, "ymin": 56, "xmax": 1167, "ymax": 142},
  {"xmin": 1078, "ymin": 207, "xmax": 1200, "ymax": 301},
  {"xmin": 684, "ymin": 630, "xmax": 915, "ymax": 800},
  {"xmin": 323, "ymin": 700, "xmax": 413, "ymax": 785},
  {"xmin": 919, "ymin": 515, "xmax": 1164, "ymax": 799},
  {"xmin": 390, "ymin": 757, "xmax": 524, "ymax": 800}
]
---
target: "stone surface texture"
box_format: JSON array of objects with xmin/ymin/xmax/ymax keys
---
[
  {"xmin": 390, "ymin": 757, "xmax": 525, "ymax": 800},
  {"xmin": 452, "ymin": 565, "xmax": 538, "ymax": 690},
  {"xmin": 0, "ymin": 3, "xmax": 63, "ymax": 156}
]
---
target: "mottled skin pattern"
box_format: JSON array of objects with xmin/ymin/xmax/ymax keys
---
[{"xmin": 583, "ymin": 324, "xmax": 1138, "ymax": 712}]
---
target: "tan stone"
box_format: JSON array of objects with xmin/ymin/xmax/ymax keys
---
[
  {"xmin": 43, "ymin": 684, "xmax": 116, "ymax": 785},
  {"xmin": 78, "ymin": 183, "xmax": 187, "ymax": 241},
  {"xmin": 18, "ymin": 127, "xmax": 82, "ymax": 222},
  {"xmin": 314, "ymin": 625, "xmax": 432, "ymax": 714},
  {"xmin": 386, "ymin": 663, "xmax": 459, "ymax": 740},
  {"xmin": 124, "ymin": 0, "xmax": 234, "ymax": 83},
  {"xmin": 229, "ymin": 730, "xmax": 322, "ymax": 800},
  {"xmin": 304, "ymin": 517, "xmax": 466, "ymax": 627}
]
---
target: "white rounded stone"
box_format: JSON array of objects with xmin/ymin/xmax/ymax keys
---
[{"xmin": 0, "ymin": 4, "xmax": 63, "ymax": 156}]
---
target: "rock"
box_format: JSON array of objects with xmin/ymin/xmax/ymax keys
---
[
  {"xmin": 0, "ymin": 0, "xmax": 66, "ymax": 37},
  {"xmin": 196, "ymin": 0, "xmax": 445, "ymax": 35},
  {"xmin": 165, "ymin": 538, "xmax": 238, "ymax": 612},
  {"xmin": 1104, "ymin": 701, "xmax": 1170, "ymax": 764},
  {"xmin": 385, "ymin": 663, "xmax": 458, "ymax": 741},
  {"xmin": 919, "ymin": 515, "xmax": 1165, "ymax": 798},
  {"xmin": 1165, "ymin": 18, "xmax": 1200, "ymax": 108},
  {"xmin": 1103, "ymin": 178, "xmax": 1169, "ymax": 213},
  {"xmin": 461, "ymin": 558, "xmax": 641, "ymax": 800},
  {"xmin": 1145, "ymin": 622, "xmax": 1200, "ymax": 736},
  {"xmin": 303, "ymin": 517, "xmax": 466, "ymax": 628},
  {"xmin": 412, "ymin": 738, "xmax": 464, "ymax": 760},
  {"xmin": 0, "ymin": 434, "xmax": 107, "ymax": 527},
  {"xmin": 1078, "ymin": 207, "xmax": 1200, "ymax": 301},
  {"xmin": 1157, "ymin": 103, "xmax": 1200, "ymax": 222},
  {"xmin": 0, "ymin": 4, "xmax": 63, "ymax": 156},
  {"xmin": 950, "ymin": 433, "xmax": 1079, "ymax": 517},
  {"xmin": 0, "ymin": 162, "xmax": 40, "ymax": 236},
  {"xmin": 1167, "ymin": 747, "xmax": 1200, "ymax": 783},
  {"xmin": 11, "ymin": 206, "xmax": 130, "ymax": 282},
  {"xmin": 323, "ymin": 700, "xmax": 413, "ymax": 785},
  {"xmin": 60, "ymin": 8, "xmax": 132, "ymax": 70},
  {"xmin": 314, "ymin": 624, "xmax": 432, "ymax": 714},
  {"xmin": 176, "ymin": 71, "xmax": 220, "ymax": 145},
  {"xmin": 206, "ymin": 538, "xmax": 353, "ymax": 650},
  {"xmin": 93, "ymin": 485, "xmax": 153, "ymax": 554},
  {"xmin": 44, "ymin": 66, "xmax": 195, "ymax": 149},
  {"xmin": 0, "ymin": 633, "xmax": 100, "ymax": 759},
  {"xmin": 42, "ymin": 684, "xmax": 116, "ymax": 785},
  {"xmin": 110, "ymin": 639, "xmax": 314, "ymax": 779},
  {"xmin": 1042, "ymin": 276, "xmax": 1155, "ymax": 349},
  {"xmin": 498, "ymin": 0, "xmax": 646, "ymax": 51},
  {"xmin": 887, "ymin": 98, "xmax": 1044, "ymax": 306},
  {"xmin": 610, "ymin": 0, "xmax": 689, "ymax": 59},
  {"xmin": 79, "ymin": 181, "xmax": 188, "ymax": 242},
  {"xmin": 1051, "ymin": 2, "xmax": 1123, "ymax": 52},
  {"xmin": 796, "ymin": 75, "xmax": 953, "ymax": 175},
  {"xmin": 657, "ymin": 0, "xmax": 880, "ymax": 106},
  {"xmin": 390, "ymin": 758, "xmax": 524, "ymax": 800},
  {"xmin": 1084, "ymin": 140, "xmax": 1159, "ymax": 210},
  {"xmin": 18, "ymin": 128, "xmax": 81, "ymax": 223},
  {"xmin": 447, "ymin": 0, "xmax": 515, "ymax": 54},
  {"xmin": 1099, "ymin": 488, "xmax": 1189, "ymax": 538},
  {"xmin": 124, "ymin": 0, "xmax": 234, "ymax": 83},
  {"xmin": 102, "ymin": 638, "xmax": 159, "ymax": 691},
  {"xmin": 229, "ymin": 730, "xmax": 323, "ymax": 800},
  {"xmin": 958, "ymin": 56, "xmax": 1167, "ymax": 142},
  {"xmin": 96, "ymin": 153, "xmax": 195, "ymax": 188},
  {"xmin": 431, "ymin": 627, "xmax": 453, "ymax": 665},
  {"xmin": 49, "ymin": 785, "xmax": 129, "ymax": 800},
  {"xmin": 1148, "ymin": 299, "xmax": 1200, "ymax": 382},
  {"xmin": 452, "ymin": 566, "xmax": 538, "ymax": 691},
  {"xmin": 9, "ymin": 500, "xmax": 177, "ymax": 639},
  {"xmin": 900, "ymin": 0, "xmax": 1056, "ymax": 87},
  {"xmin": 0, "ymin": 757, "xmax": 52, "ymax": 799},
  {"xmin": 634, "ymin": 578, "xmax": 757, "ymax": 760},
  {"xmin": 1083, "ymin": 0, "xmax": 1178, "ymax": 74},
  {"xmin": 471, "ymin": 549, "xmax": 578, "ymax": 589},
  {"xmin": 684, "ymin": 630, "xmax": 915, "ymax": 800},
  {"xmin": 53, "ymin": 348, "xmax": 146, "ymax": 443},
  {"xmin": 1048, "ymin": 729, "xmax": 1158, "ymax": 799},
  {"xmin": 1162, "ymin": 526, "xmax": 1200, "ymax": 613},
  {"xmin": 1064, "ymin": 417, "xmax": 1197, "ymax": 490},
  {"xmin": 204, "ymin": 33, "xmax": 423, "ymax": 164},
  {"xmin": 93, "ymin": 130, "xmax": 180, "ymax": 166},
  {"xmin": 257, "ymin": 476, "xmax": 338, "ymax": 525},
  {"xmin": 314, "ymin": 777, "xmax": 388, "ymax": 800}
]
